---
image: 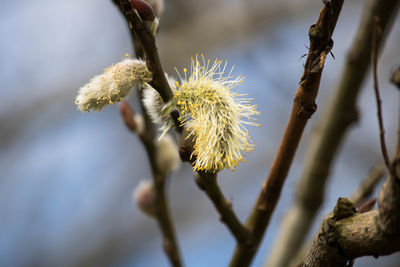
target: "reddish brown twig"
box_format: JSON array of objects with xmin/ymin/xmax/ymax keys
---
[
  {"xmin": 194, "ymin": 171, "xmax": 252, "ymax": 244},
  {"xmin": 230, "ymin": 1, "xmax": 344, "ymax": 266},
  {"xmin": 267, "ymin": 1, "xmax": 400, "ymax": 265}
]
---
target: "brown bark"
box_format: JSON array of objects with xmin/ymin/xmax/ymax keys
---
[{"xmin": 302, "ymin": 175, "xmax": 400, "ymax": 266}]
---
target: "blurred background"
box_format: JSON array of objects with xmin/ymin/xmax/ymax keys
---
[{"xmin": 1, "ymin": 0, "xmax": 400, "ymax": 266}]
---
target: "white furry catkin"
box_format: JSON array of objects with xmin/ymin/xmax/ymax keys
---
[
  {"xmin": 156, "ymin": 134, "xmax": 180, "ymax": 172},
  {"xmin": 75, "ymin": 58, "xmax": 152, "ymax": 111},
  {"xmin": 133, "ymin": 180, "xmax": 156, "ymax": 217},
  {"xmin": 142, "ymin": 74, "xmax": 177, "ymax": 137}
]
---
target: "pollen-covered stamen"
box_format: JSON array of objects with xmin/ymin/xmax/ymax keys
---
[{"xmin": 170, "ymin": 56, "xmax": 260, "ymax": 171}]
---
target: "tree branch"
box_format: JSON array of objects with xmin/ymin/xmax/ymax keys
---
[
  {"xmin": 267, "ymin": 1, "xmax": 400, "ymax": 266},
  {"xmin": 229, "ymin": 1, "xmax": 345, "ymax": 266},
  {"xmin": 113, "ymin": 0, "xmax": 181, "ymax": 131},
  {"xmin": 120, "ymin": 99, "xmax": 182, "ymax": 267},
  {"xmin": 302, "ymin": 173, "xmax": 400, "ymax": 267},
  {"xmin": 288, "ymin": 165, "xmax": 386, "ymax": 267},
  {"xmin": 301, "ymin": 46, "xmax": 400, "ymax": 267},
  {"xmin": 194, "ymin": 171, "xmax": 252, "ymax": 244},
  {"xmin": 114, "ymin": 0, "xmax": 251, "ymax": 257},
  {"xmin": 113, "ymin": 1, "xmax": 183, "ymax": 266}
]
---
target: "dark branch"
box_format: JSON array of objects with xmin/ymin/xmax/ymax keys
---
[{"xmin": 194, "ymin": 171, "xmax": 252, "ymax": 244}]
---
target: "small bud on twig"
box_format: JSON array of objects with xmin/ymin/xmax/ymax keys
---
[
  {"xmin": 391, "ymin": 67, "xmax": 400, "ymax": 89},
  {"xmin": 131, "ymin": 0, "xmax": 156, "ymax": 21},
  {"xmin": 133, "ymin": 180, "xmax": 156, "ymax": 217},
  {"xmin": 120, "ymin": 102, "xmax": 137, "ymax": 131},
  {"xmin": 357, "ymin": 198, "xmax": 376, "ymax": 213},
  {"xmin": 120, "ymin": 102, "xmax": 145, "ymax": 134},
  {"xmin": 130, "ymin": 0, "xmax": 159, "ymax": 36},
  {"xmin": 156, "ymin": 134, "xmax": 180, "ymax": 173}
]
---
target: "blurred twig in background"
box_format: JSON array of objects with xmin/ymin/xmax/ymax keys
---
[{"xmin": 350, "ymin": 164, "xmax": 385, "ymax": 205}]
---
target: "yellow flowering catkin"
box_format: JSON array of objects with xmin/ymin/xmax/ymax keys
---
[
  {"xmin": 75, "ymin": 58, "xmax": 152, "ymax": 111},
  {"xmin": 172, "ymin": 55, "xmax": 259, "ymax": 172}
]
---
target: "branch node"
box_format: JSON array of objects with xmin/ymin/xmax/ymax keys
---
[
  {"xmin": 309, "ymin": 24, "xmax": 323, "ymax": 39},
  {"xmin": 333, "ymin": 198, "xmax": 356, "ymax": 220}
]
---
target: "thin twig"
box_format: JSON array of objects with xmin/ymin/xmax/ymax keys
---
[
  {"xmin": 178, "ymin": 130, "xmax": 251, "ymax": 245},
  {"xmin": 372, "ymin": 17, "xmax": 392, "ymax": 172},
  {"xmin": 114, "ymin": 0, "xmax": 181, "ymax": 131},
  {"xmin": 120, "ymin": 101, "xmax": 182, "ymax": 267},
  {"xmin": 229, "ymin": 1, "xmax": 345, "ymax": 266},
  {"xmin": 114, "ymin": 0, "xmax": 251, "ymax": 257},
  {"xmin": 113, "ymin": 1, "xmax": 183, "ymax": 266},
  {"xmin": 300, "ymin": 22, "xmax": 400, "ymax": 265},
  {"xmin": 194, "ymin": 171, "xmax": 252, "ymax": 244}
]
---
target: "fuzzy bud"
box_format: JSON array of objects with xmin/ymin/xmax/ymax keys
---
[
  {"xmin": 75, "ymin": 58, "xmax": 152, "ymax": 112},
  {"xmin": 143, "ymin": 81, "xmax": 176, "ymax": 137},
  {"xmin": 133, "ymin": 114, "xmax": 145, "ymax": 135},
  {"xmin": 156, "ymin": 134, "xmax": 180, "ymax": 172},
  {"xmin": 133, "ymin": 180, "xmax": 156, "ymax": 217}
]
